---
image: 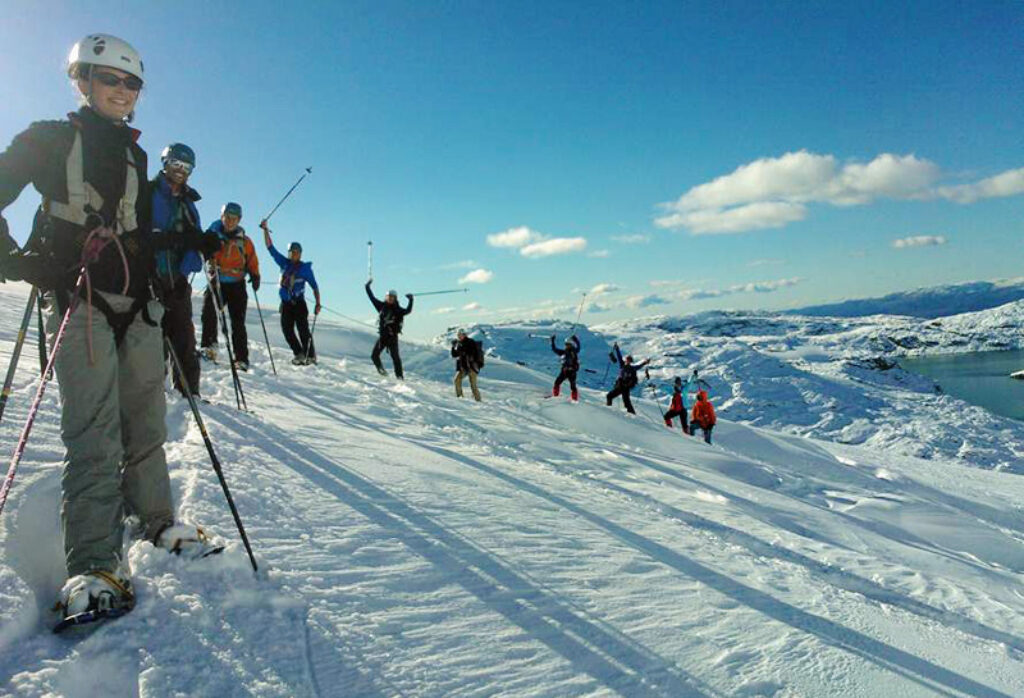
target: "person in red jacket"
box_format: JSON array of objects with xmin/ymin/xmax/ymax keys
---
[
  {"xmin": 663, "ymin": 377, "xmax": 688, "ymax": 434},
  {"xmin": 689, "ymin": 389, "xmax": 717, "ymax": 444}
]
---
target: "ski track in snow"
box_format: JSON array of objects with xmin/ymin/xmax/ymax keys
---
[{"xmin": 0, "ymin": 282, "xmax": 1023, "ymax": 697}]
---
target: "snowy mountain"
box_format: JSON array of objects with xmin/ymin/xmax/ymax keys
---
[
  {"xmin": 793, "ymin": 278, "xmax": 1024, "ymax": 319},
  {"xmin": 2, "ymin": 282, "xmax": 1024, "ymax": 697},
  {"xmin": 462, "ymin": 302, "xmax": 1024, "ymax": 471}
]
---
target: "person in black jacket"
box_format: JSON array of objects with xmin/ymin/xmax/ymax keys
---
[
  {"xmin": 366, "ymin": 280, "xmax": 413, "ymax": 379},
  {"xmin": 451, "ymin": 328, "xmax": 483, "ymax": 401},
  {"xmin": 550, "ymin": 334, "xmax": 581, "ymax": 401},
  {"xmin": 605, "ymin": 343, "xmax": 649, "ymax": 414},
  {"xmin": 0, "ymin": 34, "xmax": 216, "ymax": 629}
]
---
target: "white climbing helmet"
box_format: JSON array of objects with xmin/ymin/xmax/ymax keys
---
[{"xmin": 67, "ymin": 34, "xmax": 144, "ymax": 82}]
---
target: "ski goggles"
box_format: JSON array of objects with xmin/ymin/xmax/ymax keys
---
[
  {"xmin": 164, "ymin": 158, "xmax": 194, "ymax": 174},
  {"xmin": 92, "ymin": 70, "xmax": 144, "ymax": 92}
]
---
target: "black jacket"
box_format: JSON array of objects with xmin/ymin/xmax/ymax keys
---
[
  {"xmin": 0, "ymin": 107, "xmax": 152, "ymax": 298},
  {"xmin": 551, "ymin": 335, "xmax": 581, "ymax": 372},
  {"xmin": 451, "ymin": 336, "xmax": 483, "ymax": 373},
  {"xmin": 614, "ymin": 345, "xmax": 649, "ymax": 389},
  {"xmin": 366, "ymin": 282, "xmax": 413, "ymax": 335}
]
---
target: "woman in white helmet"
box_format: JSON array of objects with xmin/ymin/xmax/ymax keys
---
[{"xmin": 0, "ymin": 34, "xmax": 217, "ymax": 631}]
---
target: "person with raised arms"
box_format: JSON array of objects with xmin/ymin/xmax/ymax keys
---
[
  {"xmin": 260, "ymin": 219, "xmax": 320, "ymax": 365},
  {"xmin": 365, "ymin": 280, "xmax": 413, "ymax": 379}
]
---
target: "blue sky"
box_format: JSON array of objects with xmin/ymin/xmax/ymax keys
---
[{"xmin": 1, "ymin": 1, "xmax": 1021, "ymax": 338}]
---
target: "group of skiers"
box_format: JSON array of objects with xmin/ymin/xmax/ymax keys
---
[
  {"xmin": 0, "ymin": 33, "xmax": 718, "ymax": 633},
  {"xmin": 0, "ymin": 34, "xmax": 330, "ymax": 631}
]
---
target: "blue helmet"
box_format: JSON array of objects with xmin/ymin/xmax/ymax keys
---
[
  {"xmin": 221, "ymin": 202, "xmax": 242, "ymax": 218},
  {"xmin": 160, "ymin": 143, "xmax": 195, "ymax": 168}
]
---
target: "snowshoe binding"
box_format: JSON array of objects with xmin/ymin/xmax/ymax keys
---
[
  {"xmin": 54, "ymin": 569, "xmax": 135, "ymax": 634},
  {"xmin": 157, "ymin": 524, "xmax": 225, "ymax": 560}
]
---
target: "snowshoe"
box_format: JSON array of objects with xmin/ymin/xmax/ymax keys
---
[
  {"xmin": 304, "ymin": 356, "xmax": 317, "ymax": 366},
  {"xmin": 376, "ymin": 366, "xmax": 387, "ymax": 376},
  {"xmin": 234, "ymin": 360, "xmax": 250, "ymax": 372},
  {"xmin": 54, "ymin": 569, "xmax": 135, "ymax": 634},
  {"xmin": 291, "ymin": 356, "xmax": 306, "ymax": 366},
  {"xmin": 157, "ymin": 524, "xmax": 225, "ymax": 560},
  {"xmin": 201, "ymin": 346, "xmax": 217, "ymax": 363}
]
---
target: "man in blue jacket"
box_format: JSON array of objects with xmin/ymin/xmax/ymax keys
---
[
  {"xmin": 260, "ymin": 219, "xmax": 321, "ymax": 365},
  {"xmin": 151, "ymin": 143, "xmax": 219, "ymax": 396}
]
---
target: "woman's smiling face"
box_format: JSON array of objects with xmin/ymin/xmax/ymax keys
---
[{"xmin": 79, "ymin": 67, "xmax": 141, "ymax": 122}]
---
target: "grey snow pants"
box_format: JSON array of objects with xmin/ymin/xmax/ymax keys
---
[{"xmin": 50, "ymin": 291, "xmax": 174, "ymax": 576}]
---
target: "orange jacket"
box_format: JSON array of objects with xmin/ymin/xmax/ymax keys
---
[
  {"xmin": 211, "ymin": 233, "xmax": 259, "ymax": 283},
  {"xmin": 691, "ymin": 390, "xmax": 716, "ymax": 429}
]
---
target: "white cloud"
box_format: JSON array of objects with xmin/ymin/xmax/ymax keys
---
[
  {"xmin": 659, "ymin": 201, "xmax": 808, "ymax": 234},
  {"xmin": 487, "ymin": 226, "xmax": 542, "ymax": 248},
  {"xmin": 588, "ymin": 282, "xmax": 620, "ymax": 296},
  {"xmin": 458, "ymin": 268, "xmax": 494, "ymax": 284},
  {"xmin": 587, "ymin": 249, "xmax": 610, "ymax": 258},
  {"xmin": 623, "ymin": 294, "xmax": 672, "ymax": 309},
  {"xmin": 519, "ymin": 237, "xmax": 587, "ymax": 258},
  {"xmin": 611, "ymin": 234, "xmax": 651, "ymax": 244},
  {"xmin": 440, "ymin": 259, "xmax": 478, "ymax": 270},
  {"xmin": 487, "ymin": 226, "xmax": 588, "ymax": 258},
  {"xmin": 748, "ymin": 258, "xmax": 784, "ymax": 267},
  {"xmin": 432, "ymin": 306, "xmax": 455, "ymax": 315},
  {"xmin": 654, "ymin": 150, "xmax": 1024, "ymax": 234},
  {"xmin": 891, "ymin": 235, "xmax": 947, "ymax": 249},
  {"xmin": 937, "ymin": 168, "xmax": 1024, "ymax": 203},
  {"xmin": 462, "ymin": 302, "xmax": 482, "ymax": 311}
]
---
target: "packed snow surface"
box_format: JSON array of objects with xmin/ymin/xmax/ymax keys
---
[{"xmin": 2, "ymin": 282, "xmax": 1024, "ymax": 697}]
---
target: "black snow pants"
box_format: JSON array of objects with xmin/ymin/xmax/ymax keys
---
[
  {"xmin": 159, "ymin": 278, "xmax": 200, "ymax": 396},
  {"xmin": 372, "ymin": 330, "xmax": 403, "ymax": 379},
  {"xmin": 606, "ymin": 382, "xmax": 635, "ymax": 414},
  {"xmin": 663, "ymin": 408, "xmax": 688, "ymax": 433},
  {"xmin": 201, "ymin": 281, "xmax": 249, "ymax": 364},
  {"xmin": 553, "ymin": 368, "xmax": 578, "ymax": 397},
  {"xmin": 281, "ymin": 298, "xmax": 315, "ymax": 359}
]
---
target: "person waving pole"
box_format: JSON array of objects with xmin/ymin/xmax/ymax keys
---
[
  {"xmin": 261, "ymin": 219, "xmax": 320, "ymax": 365},
  {"xmin": 365, "ymin": 280, "xmax": 413, "ymax": 379}
]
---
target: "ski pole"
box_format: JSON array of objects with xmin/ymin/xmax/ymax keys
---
[
  {"xmin": 406, "ymin": 288, "xmax": 468, "ymax": 297},
  {"xmin": 209, "ymin": 265, "xmax": 247, "ymax": 411},
  {"xmin": 36, "ymin": 294, "xmax": 47, "ymax": 375},
  {"xmin": 0, "ymin": 287, "xmax": 38, "ymax": 425},
  {"xmin": 569, "ymin": 293, "xmax": 586, "ymax": 336},
  {"xmin": 263, "ymin": 167, "xmax": 312, "ymax": 223},
  {"xmin": 367, "ymin": 240, "xmax": 373, "ymax": 282},
  {"xmin": 1, "ymin": 270, "xmax": 85, "ymax": 518},
  {"xmin": 165, "ymin": 337, "xmax": 258, "ymax": 574},
  {"xmin": 304, "ymin": 312, "xmax": 318, "ymax": 364},
  {"xmin": 252, "ymin": 285, "xmax": 277, "ymax": 376}
]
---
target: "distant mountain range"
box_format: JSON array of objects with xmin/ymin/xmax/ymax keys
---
[{"xmin": 792, "ymin": 279, "xmax": 1024, "ymax": 319}]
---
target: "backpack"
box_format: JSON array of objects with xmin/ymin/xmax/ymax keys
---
[{"xmin": 474, "ymin": 339, "xmax": 485, "ymax": 369}]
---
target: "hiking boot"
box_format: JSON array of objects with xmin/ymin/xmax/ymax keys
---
[
  {"xmin": 291, "ymin": 356, "xmax": 305, "ymax": 366},
  {"xmin": 234, "ymin": 360, "xmax": 249, "ymax": 372},
  {"xmin": 201, "ymin": 346, "xmax": 217, "ymax": 362}
]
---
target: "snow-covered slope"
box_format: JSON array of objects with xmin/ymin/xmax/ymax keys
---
[
  {"xmin": 463, "ymin": 304, "xmax": 1024, "ymax": 471},
  {"xmin": 794, "ymin": 278, "xmax": 1024, "ymax": 319},
  {"xmin": 2, "ymin": 282, "xmax": 1024, "ymax": 697}
]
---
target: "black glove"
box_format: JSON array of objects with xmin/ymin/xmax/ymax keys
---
[
  {"xmin": 199, "ymin": 232, "xmax": 221, "ymax": 257},
  {"xmin": 406, "ymin": 293, "xmax": 413, "ymax": 300},
  {"xmin": 550, "ymin": 334, "xmax": 555, "ymax": 340},
  {"xmin": 251, "ymin": 275, "xmax": 261, "ymax": 292},
  {"xmin": 1, "ymin": 251, "xmax": 60, "ymax": 289}
]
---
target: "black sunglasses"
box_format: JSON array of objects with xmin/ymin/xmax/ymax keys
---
[{"xmin": 92, "ymin": 70, "xmax": 144, "ymax": 92}]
